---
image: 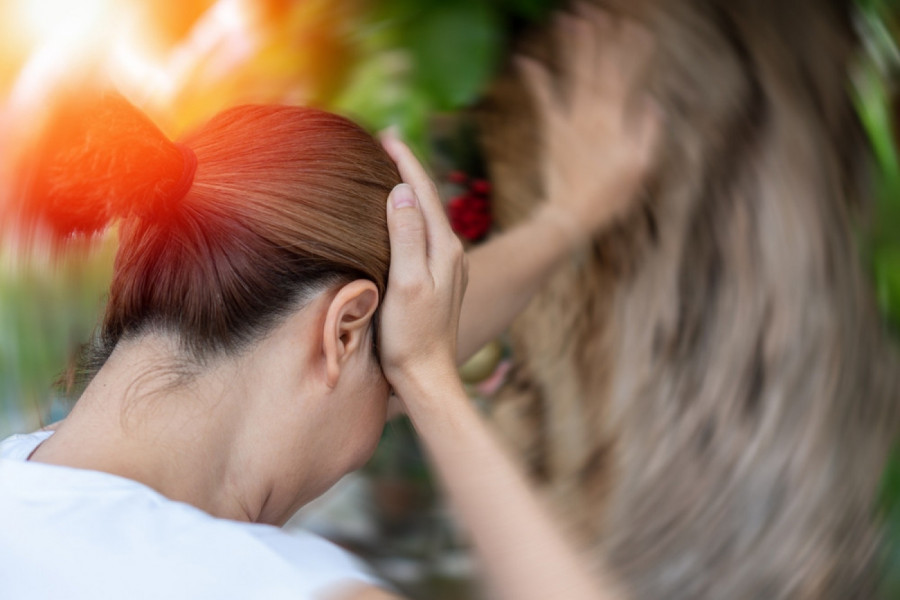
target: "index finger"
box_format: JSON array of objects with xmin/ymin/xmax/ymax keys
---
[{"xmin": 379, "ymin": 132, "xmax": 458, "ymax": 253}]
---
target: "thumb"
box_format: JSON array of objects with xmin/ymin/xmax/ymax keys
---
[{"xmin": 386, "ymin": 183, "xmax": 428, "ymax": 283}]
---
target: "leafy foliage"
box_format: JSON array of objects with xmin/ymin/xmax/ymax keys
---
[
  {"xmin": 0, "ymin": 237, "xmax": 115, "ymax": 437},
  {"xmin": 856, "ymin": 1, "xmax": 900, "ymax": 592},
  {"xmin": 2, "ymin": 3, "xmax": 900, "ymax": 589},
  {"xmin": 334, "ymin": 0, "xmax": 559, "ymax": 156}
]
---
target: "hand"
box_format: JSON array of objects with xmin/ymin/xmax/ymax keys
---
[
  {"xmin": 378, "ymin": 132, "xmax": 469, "ymax": 397},
  {"xmin": 517, "ymin": 3, "xmax": 661, "ymax": 240}
]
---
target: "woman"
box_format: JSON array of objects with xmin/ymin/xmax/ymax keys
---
[{"xmin": 0, "ymin": 8, "xmax": 659, "ymax": 600}]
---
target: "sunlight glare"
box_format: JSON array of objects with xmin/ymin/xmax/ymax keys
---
[{"xmin": 17, "ymin": 0, "xmax": 116, "ymax": 47}]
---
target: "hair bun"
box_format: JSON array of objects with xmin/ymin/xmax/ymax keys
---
[{"xmin": 20, "ymin": 92, "xmax": 188, "ymax": 238}]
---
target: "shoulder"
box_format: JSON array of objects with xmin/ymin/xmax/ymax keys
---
[
  {"xmin": 234, "ymin": 522, "xmax": 382, "ymax": 590},
  {"xmin": 0, "ymin": 430, "xmax": 53, "ymax": 460},
  {"xmin": 0, "ymin": 442, "xmax": 383, "ymax": 599},
  {"xmin": 173, "ymin": 519, "xmax": 386, "ymax": 598}
]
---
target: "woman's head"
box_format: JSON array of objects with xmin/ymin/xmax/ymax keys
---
[
  {"xmin": 25, "ymin": 95, "xmax": 400, "ymax": 375},
  {"xmin": 21, "ymin": 97, "xmax": 404, "ymax": 522}
]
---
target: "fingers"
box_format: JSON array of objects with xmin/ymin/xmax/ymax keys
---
[
  {"xmin": 559, "ymin": 10, "xmax": 599, "ymax": 105},
  {"xmin": 380, "ymin": 131, "xmax": 459, "ymax": 259},
  {"xmin": 615, "ymin": 15, "xmax": 655, "ymax": 78},
  {"xmin": 516, "ymin": 55, "xmax": 562, "ymax": 123},
  {"xmin": 378, "ymin": 134, "xmax": 468, "ymax": 382},
  {"xmin": 519, "ymin": 6, "xmax": 654, "ymax": 113},
  {"xmin": 385, "ymin": 183, "xmax": 428, "ymax": 284},
  {"xmin": 380, "ymin": 131, "xmax": 438, "ymax": 209},
  {"xmin": 590, "ymin": 10, "xmax": 654, "ymax": 101}
]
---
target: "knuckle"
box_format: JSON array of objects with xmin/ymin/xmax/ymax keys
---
[
  {"xmin": 448, "ymin": 237, "xmax": 465, "ymax": 260},
  {"xmin": 391, "ymin": 264, "xmax": 421, "ymax": 285},
  {"xmin": 391, "ymin": 215, "xmax": 423, "ymax": 237},
  {"xmin": 390, "ymin": 275, "xmax": 422, "ymax": 297}
]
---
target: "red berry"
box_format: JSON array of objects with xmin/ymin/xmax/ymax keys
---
[
  {"xmin": 470, "ymin": 179, "xmax": 491, "ymax": 196},
  {"xmin": 448, "ymin": 170, "xmax": 469, "ymax": 184},
  {"xmin": 447, "ymin": 193, "xmax": 491, "ymax": 241}
]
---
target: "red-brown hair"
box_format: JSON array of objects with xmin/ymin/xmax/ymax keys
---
[{"xmin": 25, "ymin": 96, "xmax": 400, "ymax": 376}]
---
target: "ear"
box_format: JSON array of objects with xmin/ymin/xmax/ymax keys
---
[{"xmin": 322, "ymin": 279, "xmax": 380, "ymax": 388}]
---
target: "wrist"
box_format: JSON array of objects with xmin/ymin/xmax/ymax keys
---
[
  {"xmin": 531, "ymin": 204, "xmax": 589, "ymax": 250},
  {"xmin": 390, "ymin": 365, "xmax": 470, "ymax": 425},
  {"xmin": 388, "ymin": 359, "xmax": 462, "ymax": 405}
]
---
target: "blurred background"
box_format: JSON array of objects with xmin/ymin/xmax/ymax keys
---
[{"xmin": 2, "ymin": 0, "xmax": 900, "ymax": 597}]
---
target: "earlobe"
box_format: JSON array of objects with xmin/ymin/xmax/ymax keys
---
[{"xmin": 322, "ymin": 280, "xmax": 380, "ymax": 388}]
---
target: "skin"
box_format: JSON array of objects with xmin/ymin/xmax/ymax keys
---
[
  {"xmin": 457, "ymin": 3, "xmax": 659, "ymax": 362},
  {"xmin": 31, "ymin": 6, "xmax": 659, "ymax": 600},
  {"xmin": 32, "ymin": 281, "xmax": 388, "ymax": 526}
]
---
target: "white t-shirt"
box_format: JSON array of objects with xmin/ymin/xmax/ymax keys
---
[{"xmin": 0, "ymin": 431, "xmax": 381, "ymax": 599}]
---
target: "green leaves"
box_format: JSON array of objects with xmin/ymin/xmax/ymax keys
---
[
  {"xmin": 404, "ymin": 0, "xmax": 505, "ymax": 111},
  {"xmin": 0, "ymin": 237, "xmax": 115, "ymax": 437},
  {"xmin": 333, "ymin": 0, "xmax": 560, "ymax": 156},
  {"xmin": 855, "ymin": 3, "xmax": 900, "ymax": 590},
  {"xmin": 333, "ymin": 47, "xmax": 432, "ymax": 157},
  {"xmin": 495, "ymin": 0, "xmax": 558, "ymax": 21},
  {"xmin": 875, "ymin": 246, "xmax": 900, "ymax": 330},
  {"xmin": 853, "ymin": 6, "xmax": 900, "ymax": 330}
]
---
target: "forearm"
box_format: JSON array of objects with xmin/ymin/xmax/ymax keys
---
[
  {"xmin": 457, "ymin": 206, "xmax": 577, "ymax": 364},
  {"xmin": 399, "ymin": 369, "xmax": 623, "ymax": 600},
  {"xmin": 456, "ymin": 4, "xmax": 660, "ymax": 366}
]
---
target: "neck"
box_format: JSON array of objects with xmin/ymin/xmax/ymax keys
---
[{"xmin": 29, "ymin": 333, "xmax": 315, "ymax": 524}]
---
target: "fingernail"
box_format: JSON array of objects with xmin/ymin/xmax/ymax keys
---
[{"xmin": 391, "ymin": 184, "xmax": 417, "ymax": 209}]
